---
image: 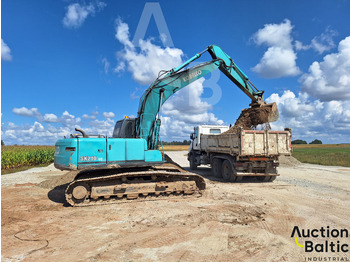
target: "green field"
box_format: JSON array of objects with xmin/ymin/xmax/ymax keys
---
[
  {"xmin": 2, "ymin": 144, "xmax": 349, "ymax": 174},
  {"xmin": 292, "ymin": 144, "xmax": 350, "ymax": 167},
  {"xmin": 1, "ymin": 145, "xmax": 55, "ymax": 174}
]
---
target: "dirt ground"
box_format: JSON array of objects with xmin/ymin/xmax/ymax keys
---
[{"xmin": 2, "ymin": 151, "xmax": 350, "ymax": 262}]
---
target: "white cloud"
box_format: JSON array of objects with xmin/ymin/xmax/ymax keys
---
[
  {"xmin": 252, "ymin": 19, "xmax": 301, "ymax": 78},
  {"xmin": 101, "ymin": 58, "xmax": 110, "ymax": 74},
  {"xmin": 266, "ymin": 90, "xmax": 350, "ymax": 143},
  {"xmin": 114, "ymin": 61, "xmax": 125, "ymax": 73},
  {"xmin": 12, "ymin": 107, "xmax": 41, "ymax": 118},
  {"xmin": 295, "ymin": 28, "xmax": 337, "ymax": 54},
  {"xmin": 300, "ymin": 36, "xmax": 350, "ymax": 101},
  {"xmin": 1, "ymin": 39, "xmax": 12, "ymax": 61},
  {"xmin": 63, "ymin": 1, "xmax": 106, "ymax": 29},
  {"xmin": 252, "ymin": 47, "xmax": 300, "ymax": 78},
  {"xmin": 1, "ymin": 122, "xmax": 72, "ymax": 145},
  {"xmin": 86, "ymin": 118, "xmax": 115, "ymax": 136},
  {"xmin": 114, "ymin": 19, "xmax": 224, "ymax": 141},
  {"xmin": 162, "ymin": 79, "xmax": 224, "ymax": 125},
  {"xmin": 130, "ymin": 87, "xmax": 143, "ymax": 100},
  {"xmin": 114, "ymin": 19, "xmax": 184, "ymax": 85},
  {"xmin": 295, "ymin": 40, "xmax": 310, "ymax": 51},
  {"xmin": 252, "ymin": 19, "xmax": 294, "ymax": 49},
  {"xmin": 43, "ymin": 113, "xmax": 59, "ymax": 123},
  {"xmin": 11, "ymin": 107, "xmax": 84, "ymax": 127},
  {"xmin": 102, "ymin": 112, "xmax": 115, "ymax": 118},
  {"xmin": 82, "ymin": 111, "xmax": 98, "ymax": 120},
  {"xmin": 1, "ymin": 109, "xmax": 116, "ymax": 145},
  {"xmin": 310, "ymin": 29, "xmax": 337, "ymax": 54},
  {"xmin": 115, "ymin": 19, "xmax": 133, "ymax": 48},
  {"xmin": 61, "ymin": 111, "xmax": 81, "ymax": 127}
]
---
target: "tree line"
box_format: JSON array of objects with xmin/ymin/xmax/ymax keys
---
[
  {"xmin": 160, "ymin": 140, "xmax": 191, "ymax": 145},
  {"xmin": 291, "ymin": 139, "xmax": 322, "ymax": 145}
]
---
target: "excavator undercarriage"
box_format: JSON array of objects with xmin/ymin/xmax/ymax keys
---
[{"xmin": 65, "ymin": 164, "xmax": 206, "ymax": 206}]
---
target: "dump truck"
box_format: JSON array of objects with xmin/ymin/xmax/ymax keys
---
[{"xmin": 188, "ymin": 125, "xmax": 292, "ymax": 182}]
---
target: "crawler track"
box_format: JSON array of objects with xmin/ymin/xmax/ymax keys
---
[{"xmin": 65, "ymin": 166, "xmax": 206, "ymax": 207}]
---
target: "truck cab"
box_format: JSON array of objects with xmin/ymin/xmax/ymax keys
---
[
  {"xmin": 189, "ymin": 125, "xmax": 229, "ymax": 151},
  {"xmin": 188, "ymin": 125, "xmax": 229, "ymax": 170}
]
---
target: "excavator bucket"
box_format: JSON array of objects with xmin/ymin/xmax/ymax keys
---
[
  {"xmin": 234, "ymin": 102, "xmax": 279, "ymax": 130},
  {"xmin": 259, "ymin": 102, "xmax": 279, "ymax": 122}
]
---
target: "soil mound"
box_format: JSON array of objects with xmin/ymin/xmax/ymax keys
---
[
  {"xmin": 38, "ymin": 171, "xmax": 77, "ymax": 189},
  {"xmin": 278, "ymin": 155, "xmax": 301, "ymax": 167}
]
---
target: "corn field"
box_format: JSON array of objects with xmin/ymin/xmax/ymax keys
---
[{"xmin": 1, "ymin": 146, "xmax": 55, "ymax": 170}]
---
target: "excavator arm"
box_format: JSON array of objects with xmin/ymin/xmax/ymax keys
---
[{"xmin": 136, "ymin": 45, "xmax": 278, "ymax": 150}]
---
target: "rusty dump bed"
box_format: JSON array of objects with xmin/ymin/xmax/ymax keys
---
[
  {"xmin": 201, "ymin": 129, "xmax": 292, "ymax": 157},
  {"xmin": 65, "ymin": 165, "xmax": 206, "ymax": 207}
]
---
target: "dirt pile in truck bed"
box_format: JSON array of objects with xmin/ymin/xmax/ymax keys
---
[{"xmin": 222, "ymin": 106, "xmax": 273, "ymax": 134}]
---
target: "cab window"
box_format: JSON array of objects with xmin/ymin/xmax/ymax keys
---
[{"xmin": 209, "ymin": 129, "xmax": 221, "ymax": 134}]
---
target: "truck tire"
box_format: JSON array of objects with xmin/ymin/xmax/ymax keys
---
[
  {"xmin": 256, "ymin": 176, "xmax": 275, "ymax": 182},
  {"xmin": 221, "ymin": 160, "xmax": 237, "ymax": 182},
  {"xmin": 269, "ymin": 176, "xmax": 276, "ymax": 182},
  {"xmin": 189, "ymin": 156, "xmax": 198, "ymax": 170},
  {"xmin": 235, "ymin": 176, "xmax": 243, "ymax": 182},
  {"xmin": 212, "ymin": 158, "xmax": 222, "ymax": 178}
]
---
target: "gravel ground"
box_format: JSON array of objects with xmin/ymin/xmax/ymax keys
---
[{"xmin": 2, "ymin": 151, "xmax": 350, "ymax": 262}]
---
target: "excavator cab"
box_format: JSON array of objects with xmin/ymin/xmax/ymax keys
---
[{"xmin": 113, "ymin": 117, "xmax": 136, "ymax": 138}]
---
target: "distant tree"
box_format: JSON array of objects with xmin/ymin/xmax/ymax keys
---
[
  {"xmin": 291, "ymin": 139, "xmax": 307, "ymax": 144},
  {"xmin": 310, "ymin": 139, "xmax": 322, "ymax": 144},
  {"xmin": 159, "ymin": 140, "xmax": 191, "ymax": 146},
  {"xmin": 182, "ymin": 140, "xmax": 191, "ymax": 145},
  {"xmin": 1, "ymin": 140, "xmax": 4, "ymax": 146}
]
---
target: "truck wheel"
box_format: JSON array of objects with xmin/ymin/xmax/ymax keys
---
[
  {"xmin": 212, "ymin": 158, "xmax": 222, "ymax": 178},
  {"xmin": 269, "ymin": 176, "xmax": 276, "ymax": 182},
  {"xmin": 256, "ymin": 176, "xmax": 271, "ymax": 182},
  {"xmin": 235, "ymin": 176, "xmax": 243, "ymax": 182},
  {"xmin": 189, "ymin": 156, "xmax": 198, "ymax": 170},
  {"xmin": 222, "ymin": 160, "xmax": 237, "ymax": 182}
]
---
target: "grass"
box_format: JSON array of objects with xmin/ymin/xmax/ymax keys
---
[
  {"xmin": 292, "ymin": 144, "xmax": 350, "ymax": 167},
  {"xmin": 1, "ymin": 145, "xmax": 55, "ymax": 174},
  {"xmin": 1, "ymin": 163, "xmax": 52, "ymax": 175}
]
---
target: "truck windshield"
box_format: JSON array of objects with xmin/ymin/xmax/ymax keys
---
[{"xmin": 210, "ymin": 129, "xmax": 221, "ymax": 134}]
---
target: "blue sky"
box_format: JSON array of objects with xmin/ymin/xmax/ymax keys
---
[{"xmin": 1, "ymin": 0, "xmax": 350, "ymax": 145}]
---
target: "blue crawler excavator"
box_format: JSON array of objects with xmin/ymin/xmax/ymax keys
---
[{"xmin": 54, "ymin": 45, "xmax": 279, "ymax": 206}]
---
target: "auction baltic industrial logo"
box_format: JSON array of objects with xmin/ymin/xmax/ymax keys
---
[{"xmin": 291, "ymin": 226, "xmax": 349, "ymax": 261}]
